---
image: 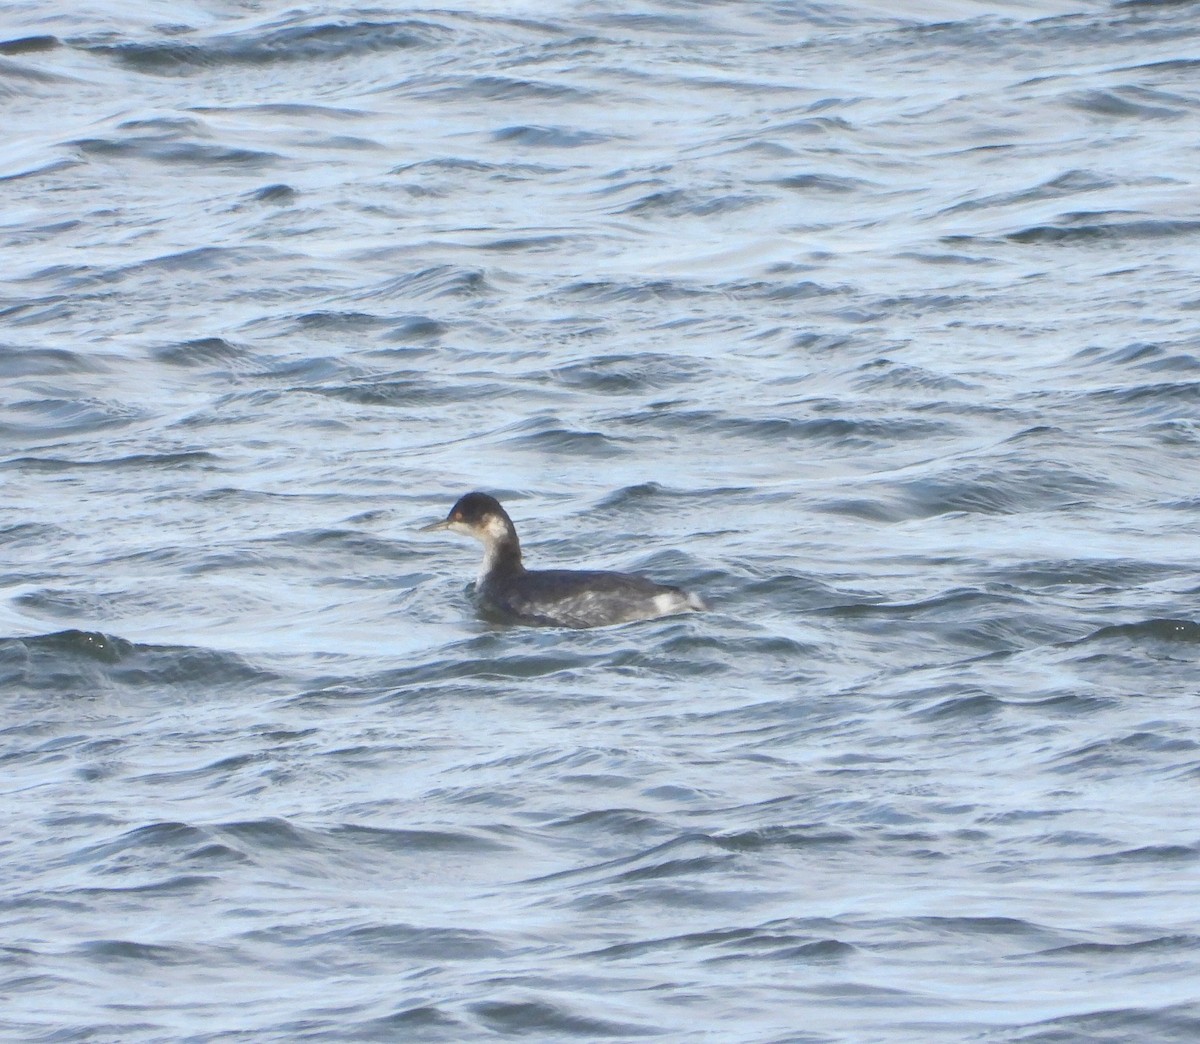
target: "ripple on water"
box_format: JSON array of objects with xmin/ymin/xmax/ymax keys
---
[
  {"xmin": 0, "ymin": 346, "xmax": 107, "ymax": 377},
  {"xmin": 1073, "ymin": 617, "xmax": 1200, "ymax": 647},
  {"xmin": 1004, "ymin": 217, "xmax": 1200, "ymax": 245},
  {"xmin": 0, "ymin": 631, "xmax": 279, "ymax": 700},
  {"xmin": 1076, "ymin": 340, "xmax": 1200, "ymax": 375},
  {"xmin": 1, "ymin": 397, "xmax": 145, "ymax": 439},
  {"xmin": 1006, "ymin": 1004, "xmax": 1200, "ymax": 1043},
  {"xmin": 818, "ymin": 455, "xmax": 1115, "ymax": 523},
  {"xmin": 83, "ymin": 19, "xmax": 451, "ymax": 73},
  {"xmin": 549, "ymin": 352, "xmax": 708, "ymax": 393},
  {"xmin": 151, "ymin": 336, "xmax": 252, "ymax": 368},
  {"xmin": 492, "ymin": 124, "xmax": 614, "ymax": 148},
  {"xmin": 72, "ymin": 135, "xmax": 278, "ymax": 170},
  {"xmin": 467, "ymin": 997, "xmax": 660, "ymax": 1038}
]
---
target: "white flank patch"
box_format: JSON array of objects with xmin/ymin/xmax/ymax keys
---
[{"xmin": 653, "ymin": 591, "xmax": 685, "ymax": 617}]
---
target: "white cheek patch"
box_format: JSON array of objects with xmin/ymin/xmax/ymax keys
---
[
  {"xmin": 482, "ymin": 514, "xmax": 509, "ymax": 542},
  {"xmin": 471, "ymin": 513, "xmax": 513, "ymax": 585}
]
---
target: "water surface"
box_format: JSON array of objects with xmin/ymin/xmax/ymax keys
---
[{"xmin": 3, "ymin": 1, "xmax": 1200, "ymax": 1039}]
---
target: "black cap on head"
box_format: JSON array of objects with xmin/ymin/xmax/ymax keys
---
[
  {"xmin": 420, "ymin": 491, "xmax": 517, "ymax": 536},
  {"xmin": 447, "ymin": 491, "xmax": 505, "ymax": 525}
]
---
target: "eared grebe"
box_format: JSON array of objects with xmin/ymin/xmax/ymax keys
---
[{"xmin": 421, "ymin": 492, "xmax": 706, "ymax": 629}]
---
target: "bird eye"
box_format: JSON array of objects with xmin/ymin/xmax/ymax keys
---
[{"xmin": 453, "ymin": 511, "xmax": 463, "ymax": 521}]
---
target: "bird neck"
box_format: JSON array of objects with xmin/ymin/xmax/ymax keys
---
[{"xmin": 478, "ymin": 528, "xmax": 524, "ymax": 584}]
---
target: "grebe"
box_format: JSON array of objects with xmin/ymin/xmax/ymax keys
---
[{"xmin": 421, "ymin": 492, "xmax": 706, "ymax": 628}]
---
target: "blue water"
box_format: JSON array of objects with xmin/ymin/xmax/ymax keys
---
[{"xmin": 3, "ymin": 1, "xmax": 1200, "ymax": 1039}]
